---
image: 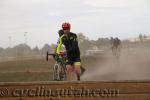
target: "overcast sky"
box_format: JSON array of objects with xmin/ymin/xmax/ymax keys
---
[{"xmin": 0, "ymin": 0, "xmax": 150, "ymax": 48}]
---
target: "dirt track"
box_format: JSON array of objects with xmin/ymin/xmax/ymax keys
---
[
  {"xmin": 0, "ymin": 43, "xmax": 150, "ymax": 82},
  {"xmin": 0, "ymin": 44, "xmax": 150, "ymax": 100}
]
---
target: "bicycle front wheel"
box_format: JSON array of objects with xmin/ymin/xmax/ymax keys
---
[{"xmin": 53, "ymin": 63, "xmax": 61, "ymax": 81}]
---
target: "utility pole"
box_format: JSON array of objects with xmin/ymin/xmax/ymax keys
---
[
  {"xmin": 8, "ymin": 36, "xmax": 12, "ymax": 48},
  {"xmin": 24, "ymin": 32, "xmax": 28, "ymax": 44}
]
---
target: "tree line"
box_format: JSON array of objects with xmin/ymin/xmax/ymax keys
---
[{"xmin": 0, "ymin": 33, "xmax": 114, "ymax": 57}]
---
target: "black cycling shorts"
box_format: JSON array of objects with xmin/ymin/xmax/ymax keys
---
[{"xmin": 65, "ymin": 57, "xmax": 81, "ymax": 66}]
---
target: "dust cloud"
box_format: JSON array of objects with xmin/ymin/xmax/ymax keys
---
[{"xmin": 82, "ymin": 46, "xmax": 150, "ymax": 81}]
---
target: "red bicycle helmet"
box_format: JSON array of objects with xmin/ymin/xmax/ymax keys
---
[{"xmin": 62, "ymin": 22, "xmax": 71, "ymax": 30}]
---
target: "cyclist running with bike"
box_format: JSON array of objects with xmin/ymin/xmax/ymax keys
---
[{"xmin": 56, "ymin": 22, "xmax": 81, "ymax": 81}]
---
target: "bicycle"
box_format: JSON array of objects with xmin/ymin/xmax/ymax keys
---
[{"xmin": 46, "ymin": 51, "xmax": 67, "ymax": 81}]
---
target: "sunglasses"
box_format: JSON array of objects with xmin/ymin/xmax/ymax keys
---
[{"xmin": 62, "ymin": 27, "xmax": 70, "ymax": 30}]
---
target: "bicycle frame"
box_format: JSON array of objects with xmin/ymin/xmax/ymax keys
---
[{"xmin": 46, "ymin": 51, "xmax": 67, "ymax": 81}]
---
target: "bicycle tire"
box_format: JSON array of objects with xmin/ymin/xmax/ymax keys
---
[
  {"xmin": 53, "ymin": 63, "xmax": 67, "ymax": 81},
  {"xmin": 53, "ymin": 63, "xmax": 60, "ymax": 81}
]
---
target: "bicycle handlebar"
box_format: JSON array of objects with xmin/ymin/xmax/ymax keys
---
[
  {"xmin": 46, "ymin": 51, "xmax": 66, "ymax": 61},
  {"xmin": 46, "ymin": 52, "xmax": 56, "ymax": 61}
]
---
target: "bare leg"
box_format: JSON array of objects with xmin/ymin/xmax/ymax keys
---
[
  {"xmin": 74, "ymin": 65, "xmax": 81, "ymax": 81},
  {"xmin": 66, "ymin": 65, "xmax": 73, "ymax": 81}
]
